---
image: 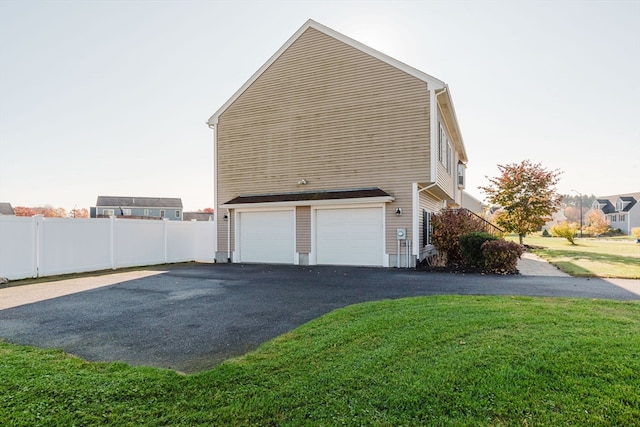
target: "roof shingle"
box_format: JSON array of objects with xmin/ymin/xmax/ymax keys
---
[{"xmin": 96, "ymin": 196, "xmax": 183, "ymax": 208}]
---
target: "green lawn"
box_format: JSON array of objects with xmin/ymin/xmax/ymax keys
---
[
  {"xmin": 511, "ymin": 234, "xmax": 640, "ymax": 279},
  {"xmin": 2, "ymin": 295, "xmax": 639, "ymax": 426}
]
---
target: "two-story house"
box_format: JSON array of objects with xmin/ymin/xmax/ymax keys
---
[
  {"xmin": 592, "ymin": 192, "xmax": 640, "ymax": 234},
  {"xmin": 207, "ymin": 19, "xmax": 468, "ymax": 267},
  {"xmin": 93, "ymin": 196, "xmax": 183, "ymax": 221}
]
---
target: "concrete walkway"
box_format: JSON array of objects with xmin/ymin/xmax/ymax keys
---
[
  {"xmin": 0, "ymin": 270, "xmax": 166, "ymax": 310},
  {"xmin": 517, "ymin": 252, "xmax": 640, "ymax": 296},
  {"xmin": 516, "ymin": 252, "xmax": 571, "ymax": 277}
]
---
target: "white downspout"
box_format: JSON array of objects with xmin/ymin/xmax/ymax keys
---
[
  {"xmin": 208, "ymin": 119, "xmax": 219, "ymax": 261},
  {"xmin": 226, "ymin": 209, "xmax": 231, "ymax": 263},
  {"xmin": 412, "ymin": 182, "xmax": 419, "ymax": 263}
]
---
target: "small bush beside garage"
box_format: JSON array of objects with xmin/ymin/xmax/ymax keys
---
[{"xmin": 423, "ymin": 209, "xmax": 523, "ymax": 274}]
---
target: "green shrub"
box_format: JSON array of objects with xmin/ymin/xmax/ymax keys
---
[
  {"xmin": 541, "ymin": 228, "xmax": 550, "ymax": 237},
  {"xmin": 431, "ymin": 210, "xmax": 488, "ymax": 263},
  {"xmin": 459, "ymin": 232, "xmax": 498, "ymax": 267},
  {"xmin": 550, "ymin": 221, "xmax": 580, "ymax": 245},
  {"xmin": 481, "ymin": 240, "xmax": 524, "ymax": 274}
]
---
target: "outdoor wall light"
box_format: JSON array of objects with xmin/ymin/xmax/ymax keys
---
[
  {"xmin": 395, "ymin": 208, "xmax": 402, "ymax": 216},
  {"xmin": 223, "ymin": 214, "xmax": 228, "ymax": 221}
]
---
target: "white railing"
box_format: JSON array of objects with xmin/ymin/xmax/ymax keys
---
[{"xmin": 0, "ymin": 216, "xmax": 216, "ymax": 280}]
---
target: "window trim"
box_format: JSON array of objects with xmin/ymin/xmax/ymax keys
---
[{"xmin": 438, "ymin": 125, "xmax": 444, "ymax": 162}]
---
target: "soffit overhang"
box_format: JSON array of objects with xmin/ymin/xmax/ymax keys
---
[{"xmin": 221, "ymin": 187, "xmax": 394, "ymax": 209}]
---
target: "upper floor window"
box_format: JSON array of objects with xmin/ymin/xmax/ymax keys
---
[
  {"xmin": 457, "ymin": 163, "xmax": 466, "ymax": 188},
  {"xmin": 438, "ymin": 123, "xmax": 453, "ymax": 175},
  {"xmin": 616, "ymin": 199, "xmax": 629, "ymax": 211}
]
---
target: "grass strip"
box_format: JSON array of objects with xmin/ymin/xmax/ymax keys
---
[
  {"xmin": 2, "ymin": 295, "xmax": 639, "ymax": 426},
  {"xmin": 514, "ymin": 234, "xmax": 640, "ymax": 278}
]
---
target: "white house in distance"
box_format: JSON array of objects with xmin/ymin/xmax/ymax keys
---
[
  {"xmin": 92, "ymin": 196, "xmax": 183, "ymax": 221},
  {"xmin": 207, "ymin": 19, "xmax": 469, "ymax": 267},
  {"xmin": 591, "ymin": 192, "xmax": 640, "ymax": 234}
]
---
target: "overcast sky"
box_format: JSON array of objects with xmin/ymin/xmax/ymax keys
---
[{"xmin": 1, "ymin": 0, "xmax": 638, "ymax": 211}]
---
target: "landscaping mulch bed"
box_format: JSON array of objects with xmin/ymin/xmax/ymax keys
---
[{"xmin": 415, "ymin": 260, "xmax": 520, "ymax": 275}]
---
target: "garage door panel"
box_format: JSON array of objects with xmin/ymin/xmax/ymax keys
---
[
  {"xmin": 239, "ymin": 210, "xmax": 294, "ymax": 264},
  {"xmin": 316, "ymin": 207, "xmax": 383, "ymax": 266}
]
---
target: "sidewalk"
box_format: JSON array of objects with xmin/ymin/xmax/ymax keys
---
[
  {"xmin": 517, "ymin": 251, "xmax": 640, "ymax": 296},
  {"xmin": 517, "ymin": 252, "xmax": 571, "ymax": 277}
]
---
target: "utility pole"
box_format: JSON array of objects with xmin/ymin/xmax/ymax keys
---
[{"xmin": 572, "ymin": 190, "xmax": 583, "ymax": 238}]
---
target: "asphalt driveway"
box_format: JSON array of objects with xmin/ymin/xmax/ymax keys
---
[{"xmin": 1, "ymin": 264, "xmax": 638, "ymax": 373}]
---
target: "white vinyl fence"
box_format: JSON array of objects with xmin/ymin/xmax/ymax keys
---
[{"xmin": 0, "ymin": 216, "xmax": 216, "ymax": 280}]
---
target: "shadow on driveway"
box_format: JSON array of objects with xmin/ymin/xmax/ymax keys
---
[{"xmin": 1, "ymin": 263, "xmax": 637, "ymax": 373}]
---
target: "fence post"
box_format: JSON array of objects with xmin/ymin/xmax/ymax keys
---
[
  {"xmin": 110, "ymin": 215, "xmax": 115, "ymax": 269},
  {"xmin": 191, "ymin": 219, "xmax": 197, "ymax": 261},
  {"xmin": 163, "ymin": 218, "xmax": 169, "ymax": 264},
  {"xmin": 33, "ymin": 215, "xmax": 44, "ymax": 278}
]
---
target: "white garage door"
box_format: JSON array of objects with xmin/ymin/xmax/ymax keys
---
[
  {"xmin": 238, "ymin": 210, "xmax": 294, "ymax": 263},
  {"xmin": 315, "ymin": 207, "xmax": 384, "ymax": 266}
]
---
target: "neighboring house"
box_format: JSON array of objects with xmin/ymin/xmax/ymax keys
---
[
  {"xmin": 183, "ymin": 212, "xmax": 214, "ymax": 221},
  {"xmin": 0, "ymin": 202, "xmax": 15, "ymax": 216},
  {"xmin": 93, "ymin": 196, "xmax": 183, "ymax": 221},
  {"xmin": 207, "ymin": 20, "xmax": 469, "ymax": 267},
  {"xmin": 542, "ymin": 208, "xmax": 568, "ymax": 231},
  {"xmin": 591, "ymin": 192, "xmax": 640, "ymax": 234}
]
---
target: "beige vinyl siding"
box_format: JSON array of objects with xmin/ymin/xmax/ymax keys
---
[
  {"xmin": 217, "ymin": 27, "xmax": 432, "ymax": 254},
  {"xmin": 296, "ymin": 206, "xmax": 311, "ymax": 253},
  {"xmin": 217, "ymin": 212, "xmax": 234, "ymax": 257},
  {"xmin": 419, "ymin": 191, "xmax": 443, "ymax": 247},
  {"xmin": 435, "ymin": 108, "xmax": 455, "ymax": 201}
]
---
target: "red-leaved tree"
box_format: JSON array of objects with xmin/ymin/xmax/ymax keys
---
[
  {"xmin": 480, "ymin": 160, "xmax": 563, "ymax": 244},
  {"xmin": 14, "ymin": 206, "xmax": 67, "ymax": 217}
]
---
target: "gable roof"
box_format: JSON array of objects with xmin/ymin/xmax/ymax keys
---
[
  {"xmin": 96, "ymin": 196, "xmax": 183, "ymax": 209},
  {"xmin": 619, "ymin": 196, "xmax": 637, "ymax": 212},
  {"xmin": 207, "ymin": 19, "xmax": 447, "ymax": 127},
  {"xmin": 595, "ymin": 199, "xmax": 615, "ymax": 214},
  {"xmin": 0, "ymin": 202, "xmax": 15, "ymax": 215},
  {"xmin": 597, "ymin": 192, "xmax": 640, "ymax": 214}
]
